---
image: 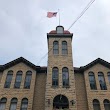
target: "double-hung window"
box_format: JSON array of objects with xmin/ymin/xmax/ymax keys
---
[
  {"xmin": 89, "ymin": 72, "xmax": 97, "ymax": 90},
  {"xmin": 62, "ymin": 41, "xmax": 68, "ymax": 55},
  {"xmin": 98, "ymin": 72, "xmax": 107, "ymax": 90},
  {"xmin": 62, "ymin": 67, "xmax": 69, "ymax": 87},
  {"xmin": 14, "ymin": 71, "xmax": 22, "ymax": 88},
  {"xmin": 53, "ymin": 41, "xmax": 59, "ymax": 55},
  {"xmin": 4, "ymin": 71, "xmax": 13, "ymax": 88},
  {"xmin": 52, "ymin": 67, "xmax": 59, "ymax": 86},
  {"xmin": 20, "ymin": 98, "xmax": 28, "ymax": 110},
  {"xmin": 24, "ymin": 71, "xmax": 32, "ymax": 89}
]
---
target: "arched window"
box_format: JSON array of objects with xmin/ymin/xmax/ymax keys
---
[
  {"xmin": 14, "ymin": 71, "xmax": 22, "ymax": 88},
  {"xmin": 0, "ymin": 98, "xmax": 7, "ymax": 110},
  {"xmin": 88, "ymin": 72, "xmax": 97, "ymax": 90},
  {"xmin": 98, "ymin": 72, "xmax": 107, "ymax": 90},
  {"xmin": 93, "ymin": 99, "xmax": 101, "ymax": 110},
  {"xmin": 10, "ymin": 98, "xmax": 18, "ymax": 110},
  {"xmin": 62, "ymin": 41, "xmax": 68, "ymax": 55},
  {"xmin": 104, "ymin": 99, "xmax": 110, "ymax": 110},
  {"xmin": 4, "ymin": 70, "xmax": 13, "ymax": 88},
  {"xmin": 107, "ymin": 72, "xmax": 110, "ymax": 84},
  {"xmin": 62, "ymin": 67, "xmax": 69, "ymax": 87},
  {"xmin": 20, "ymin": 98, "xmax": 28, "ymax": 110},
  {"xmin": 52, "ymin": 67, "xmax": 58, "ymax": 86},
  {"xmin": 24, "ymin": 71, "xmax": 32, "ymax": 89},
  {"xmin": 53, "ymin": 41, "xmax": 59, "ymax": 55}
]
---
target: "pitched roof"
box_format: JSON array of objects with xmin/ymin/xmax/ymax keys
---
[
  {"xmin": 0, "ymin": 57, "xmax": 110, "ymax": 73},
  {"xmin": 80, "ymin": 58, "xmax": 110, "ymax": 71},
  {"xmin": 0, "ymin": 57, "xmax": 47, "ymax": 73},
  {"xmin": 3, "ymin": 57, "xmax": 38, "ymax": 70}
]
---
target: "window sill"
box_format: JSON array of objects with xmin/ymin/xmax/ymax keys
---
[
  {"xmin": 62, "ymin": 86, "xmax": 70, "ymax": 88},
  {"xmin": 51, "ymin": 86, "xmax": 59, "ymax": 88},
  {"xmin": 90, "ymin": 90, "xmax": 108, "ymax": 92}
]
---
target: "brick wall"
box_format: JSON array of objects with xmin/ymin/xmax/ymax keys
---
[
  {"xmin": 33, "ymin": 73, "xmax": 47, "ymax": 110},
  {"xmin": 75, "ymin": 72, "xmax": 88, "ymax": 110},
  {"xmin": 0, "ymin": 63, "xmax": 36, "ymax": 110},
  {"xmin": 84, "ymin": 63, "xmax": 110, "ymax": 110},
  {"xmin": 45, "ymin": 36, "xmax": 77, "ymax": 110},
  {"xmin": 0, "ymin": 72, "xmax": 3, "ymax": 83}
]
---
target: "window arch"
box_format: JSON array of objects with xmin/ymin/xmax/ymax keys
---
[
  {"xmin": 24, "ymin": 71, "xmax": 32, "ymax": 89},
  {"xmin": 107, "ymin": 72, "xmax": 110, "ymax": 84},
  {"xmin": 4, "ymin": 70, "xmax": 13, "ymax": 88},
  {"xmin": 62, "ymin": 67, "xmax": 69, "ymax": 87},
  {"xmin": 93, "ymin": 99, "xmax": 101, "ymax": 110},
  {"xmin": 62, "ymin": 41, "xmax": 68, "ymax": 55},
  {"xmin": 0, "ymin": 98, "xmax": 7, "ymax": 110},
  {"xmin": 88, "ymin": 72, "xmax": 97, "ymax": 90},
  {"xmin": 14, "ymin": 71, "xmax": 22, "ymax": 88},
  {"xmin": 98, "ymin": 72, "xmax": 107, "ymax": 90},
  {"xmin": 53, "ymin": 41, "xmax": 59, "ymax": 55},
  {"xmin": 20, "ymin": 98, "xmax": 28, "ymax": 110},
  {"xmin": 53, "ymin": 94, "xmax": 69, "ymax": 109},
  {"xmin": 10, "ymin": 98, "xmax": 18, "ymax": 110},
  {"xmin": 104, "ymin": 99, "xmax": 110, "ymax": 110},
  {"xmin": 52, "ymin": 67, "xmax": 59, "ymax": 86}
]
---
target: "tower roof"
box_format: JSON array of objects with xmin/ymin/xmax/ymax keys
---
[{"xmin": 48, "ymin": 26, "xmax": 71, "ymax": 34}]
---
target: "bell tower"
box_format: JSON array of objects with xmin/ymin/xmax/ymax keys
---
[{"xmin": 45, "ymin": 26, "xmax": 77, "ymax": 110}]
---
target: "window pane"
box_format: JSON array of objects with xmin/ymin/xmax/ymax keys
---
[
  {"xmin": 62, "ymin": 41, "xmax": 68, "ymax": 55},
  {"xmin": 14, "ymin": 71, "xmax": 22, "ymax": 88},
  {"xmin": 53, "ymin": 41, "xmax": 59, "ymax": 55},
  {"xmin": 98, "ymin": 72, "xmax": 107, "ymax": 90},
  {"xmin": 62, "ymin": 67, "xmax": 69, "ymax": 86},
  {"xmin": 21, "ymin": 98, "xmax": 28, "ymax": 110},
  {"xmin": 89, "ymin": 72, "xmax": 97, "ymax": 90},
  {"xmin": 4, "ymin": 71, "xmax": 13, "ymax": 88},
  {"xmin": 108, "ymin": 72, "xmax": 110, "ymax": 83},
  {"xmin": 52, "ymin": 68, "xmax": 58, "ymax": 86},
  {"xmin": 10, "ymin": 98, "xmax": 17, "ymax": 110},
  {"xmin": 104, "ymin": 99, "xmax": 110, "ymax": 110},
  {"xmin": 24, "ymin": 71, "xmax": 32, "ymax": 89},
  {"xmin": 0, "ymin": 98, "xmax": 7, "ymax": 110},
  {"xmin": 93, "ymin": 99, "xmax": 101, "ymax": 110}
]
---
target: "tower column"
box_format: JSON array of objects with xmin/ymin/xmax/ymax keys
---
[{"xmin": 45, "ymin": 26, "xmax": 77, "ymax": 110}]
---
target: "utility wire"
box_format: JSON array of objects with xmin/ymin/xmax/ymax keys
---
[
  {"xmin": 37, "ymin": 38, "xmax": 61, "ymax": 65},
  {"xmin": 37, "ymin": 0, "xmax": 95, "ymax": 65},
  {"xmin": 68, "ymin": 0, "xmax": 95, "ymax": 30}
]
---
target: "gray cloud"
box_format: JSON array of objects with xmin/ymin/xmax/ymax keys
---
[{"xmin": 0, "ymin": 0, "xmax": 110, "ymax": 67}]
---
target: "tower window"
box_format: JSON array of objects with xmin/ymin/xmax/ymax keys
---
[
  {"xmin": 88, "ymin": 72, "xmax": 97, "ymax": 90},
  {"xmin": 20, "ymin": 98, "xmax": 28, "ymax": 110},
  {"xmin": 53, "ymin": 41, "xmax": 59, "ymax": 55},
  {"xmin": 0, "ymin": 98, "xmax": 7, "ymax": 110},
  {"xmin": 93, "ymin": 99, "xmax": 101, "ymax": 110},
  {"xmin": 24, "ymin": 71, "xmax": 32, "ymax": 89},
  {"xmin": 98, "ymin": 72, "xmax": 107, "ymax": 90},
  {"xmin": 62, "ymin": 67, "xmax": 69, "ymax": 87},
  {"xmin": 62, "ymin": 41, "xmax": 68, "ymax": 55},
  {"xmin": 10, "ymin": 98, "xmax": 18, "ymax": 110},
  {"xmin": 4, "ymin": 71, "xmax": 13, "ymax": 88},
  {"xmin": 104, "ymin": 99, "xmax": 110, "ymax": 110},
  {"xmin": 14, "ymin": 71, "xmax": 22, "ymax": 88},
  {"xmin": 52, "ymin": 67, "xmax": 58, "ymax": 86}
]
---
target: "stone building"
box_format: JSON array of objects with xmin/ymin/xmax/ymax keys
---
[{"xmin": 0, "ymin": 26, "xmax": 110, "ymax": 110}]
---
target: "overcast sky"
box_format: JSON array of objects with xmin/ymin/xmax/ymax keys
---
[{"xmin": 0, "ymin": 0, "xmax": 110, "ymax": 67}]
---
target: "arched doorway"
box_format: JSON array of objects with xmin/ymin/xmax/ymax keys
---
[{"xmin": 53, "ymin": 94, "xmax": 69, "ymax": 109}]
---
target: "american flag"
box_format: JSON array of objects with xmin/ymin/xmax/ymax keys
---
[{"xmin": 47, "ymin": 12, "xmax": 57, "ymax": 18}]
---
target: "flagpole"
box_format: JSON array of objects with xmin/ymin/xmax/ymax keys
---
[{"xmin": 58, "ymin": 9, "xmax": 60, "ymax": 25}]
